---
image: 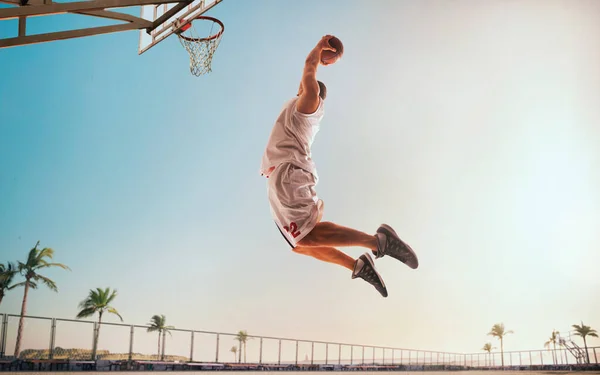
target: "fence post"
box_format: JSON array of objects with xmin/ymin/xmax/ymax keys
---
[
  {"xmin": 48, "ymin": 318, "xmax": 56, "ymax": 359},
  {"xmin": 295, "ymin": 340, "xmax": 298, "ymax": 365},
  {"xmin": 350, "ymin": 345, "xmax": 353, "ymax": 365},
  {"xmin": 260, "ymin": 338, "xmax": 263, "ymax": 364},
  {"xmin": 339, "ymin": 344, "xmax": 342, "ymax": 365},
  {"xmin": 189, "ymin": 332, "xmax": 194, "ymax": 362},
  {"xmin": 310, "ymin": 342, "xmax": 314, "ymax": 365},
  {"xmin": 278, "ymin": 339, "xmax": 281, "ymax": 365},
  {"xmin": 215, "ymin": 333, "xmax": 219, "ymax": 363},
  {"xmin": 372, "ymin": 347, "xmax": 374, "ymax": 365},
  {"xmin": 0, "ymin": 314, "xmax": 5, "ymax": 358},
  {"xmin": 127, "ymin": 325, "xmax": 134, "ymax": 364},
  {"xmin": 91, "ymin": 322, "xmax": 97, "ymax": 360},
  {"xmin": 362, "ymin": 346, "xmax": 364, "ymax": 365},
  {"xmin": 325, "ymin": 343, "xmax": 328, "ymax": 365}
]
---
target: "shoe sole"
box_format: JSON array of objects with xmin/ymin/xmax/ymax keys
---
[{"xmin": 378, "ymin": 224, "xmax": 419, "ymax": 269}]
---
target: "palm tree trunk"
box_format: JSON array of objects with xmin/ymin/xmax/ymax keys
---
[
  {"xmin": 157, "ymin": 332, "xmax": 161, "ymax": 360},
  {"xmin": 583, "ymin": 337, "xmax": 590, "ymax": 364},
  {"xmin": 93, "ymin": 312, "xmax": 103, "ymax": 360},
  {"xmin": 161, "ymin": 330, "xmax": 166, "ymax": 361},
  {"xmin": 13, "ymin": 280, "xmax": 30, "ymax": 358},
  {"xmin": 553, "ymin": 342, "xmax": 557, "ymax": 365},
  {"xmin": 500, "ymin": 339, "xmax": 504, "ymax": 367},
  {"xmin": 0, "ymin": 291, "xmax": 4, "ymax": 306},
  {"xmin": 243, "ymin": 342, "xmax": 247, "ymax": 363},
  {"xmin": 238, "ymin": 341, "xmax": 241, "ymax": 363}
]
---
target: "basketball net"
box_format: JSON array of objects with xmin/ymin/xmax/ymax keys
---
[{"xmin": 175, "ymin": 16, "xmax": 224, "ymax": 77}]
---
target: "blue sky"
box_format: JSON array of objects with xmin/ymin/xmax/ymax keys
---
[{"xmin": 1, "ymin": 0, "xmax": 599, "ymax": 362}]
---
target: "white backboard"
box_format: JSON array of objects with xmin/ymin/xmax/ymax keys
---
[{"xmin": 138, "ymin": 0, "xmax": 222, "ymax": 54}]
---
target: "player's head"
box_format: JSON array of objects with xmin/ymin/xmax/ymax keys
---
[
  {"xmin": 317, "ymin": 81, "xmax": 327, "ymax": 100},
  {"xmin": 298, "ymin": 81, "xmax": 327, "ymax": 100}
]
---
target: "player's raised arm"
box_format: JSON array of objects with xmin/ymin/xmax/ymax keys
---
[{"xmin": 296, "ymin": 35, "xmax": 336, "ymax": 114}]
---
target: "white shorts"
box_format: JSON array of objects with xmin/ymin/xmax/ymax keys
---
[{"xmin": 267, "ymin": 163, "xmax": 322, "ymax": 247}]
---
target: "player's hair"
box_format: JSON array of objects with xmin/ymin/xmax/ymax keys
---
[{"xmin": 318, "ymin": 81, "xmax": 327, "ymax": 100}]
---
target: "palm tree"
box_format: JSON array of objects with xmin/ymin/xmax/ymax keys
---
[
  {"xmin": 544, "ymin": 329, "xmax": 560, "ymax": 365},
  {"xmin": 0, "ymin": 262, "xmax": 17, "ymax": 306},
  {"xmin": 487, "ymin": 323, "xmax": 513, "ymax": 367},
  {"xmin": 572, "ymin": 321, "xmax": 598, "ymax": 364},
  {"xmin": 12, "ymin": 242, "xmax": 70, "ymax": 358},
  {"xmin": 76, "ymin": 287, "xmax": 123, "ymax": 360},
  {"xmin": 147, "ymin": 315, "xmax": 174, "ymax": 361},
  {"xmin": 230, "ymin": 346, "xmax": 238, "ymax": 362},
  {"xmin": 235, "ymin": 331, "xmax": 251, "ymax": 363},
  {"xmin": 481, "ymin": 343, "xmax": 495, "ymax": 367}
]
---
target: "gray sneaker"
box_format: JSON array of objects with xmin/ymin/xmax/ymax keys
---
[
  {"xmin": 374, "ymin": 224, "xmax": 419, "ymax": 269},
  {"xmin": 352, "ymin": 253, "xmax": 388, "ymax": 297}
]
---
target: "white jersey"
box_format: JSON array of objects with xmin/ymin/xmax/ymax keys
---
[{"xmin": 260, "ymin": 96, "xmax": 324, "ymax": 179}]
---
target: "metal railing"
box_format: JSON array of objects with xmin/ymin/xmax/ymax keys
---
[{"xmin": 0, "ymin": 312, "xmax": 598, "ymax": 369}]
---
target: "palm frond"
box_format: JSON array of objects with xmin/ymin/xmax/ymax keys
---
[
  {"xmin": 107, "ymin": 307, "xmax": 123, "ymax": 322},
  {"xmin": 76, "ymin": 307, "xmax": 97, "ymax": 319},
  {"xmin": 35, "ymin": 275, "xmax": 58, "ymax": 292}
]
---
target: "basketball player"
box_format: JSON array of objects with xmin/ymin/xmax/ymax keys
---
[{"xmin": 260, "ymin": 35, "xmax": 418, "ymax": 297}]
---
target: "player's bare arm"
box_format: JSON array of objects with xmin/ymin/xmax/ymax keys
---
[{"xmin": 296, "ymin": 35, "xmax": 336, "ymax": 114}]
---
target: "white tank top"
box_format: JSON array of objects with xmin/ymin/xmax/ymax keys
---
[{"xmin": 260, "ymin": 96, "xmax": 324, "ymax": 179}]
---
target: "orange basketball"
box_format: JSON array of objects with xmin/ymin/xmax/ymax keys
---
[{"xmin": 321, "ymin": 36, "xmax": 343, "ymax": 65}]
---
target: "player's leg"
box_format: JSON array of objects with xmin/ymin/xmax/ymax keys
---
[
  {"xmin": 296, "ymin": 221, "xmax": 378, "ymax": 250},
  {"xmin": 297, "ymin": 203, "xmax": 419, "ymax": 269},
  {"xmin": 292, "ymin": 245, "xmax": 354, "ymax": 270},
  {"xmin": 292, "ymin": 245, "xmax": 387, "ymax": 297}
]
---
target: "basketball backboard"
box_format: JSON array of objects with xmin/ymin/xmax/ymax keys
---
[{"xmin": 138, "ymin": 0, "xmax": 222, "ymax": 54}]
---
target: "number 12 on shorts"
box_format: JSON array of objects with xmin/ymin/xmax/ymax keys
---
[{"xmin": 284, "ymin": 222, "xmax": 301, "ymax": 238}]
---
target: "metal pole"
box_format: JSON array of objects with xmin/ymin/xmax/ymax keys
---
[
  {"xmin": 0, "ymin": 314, "xmax": 5, "ymax": 358},
  {"xmin": 540, "ymin": 351, "xmax": 543, "ymax": 365},
  {"xmin": 295, "ymin": 340, "xmax": 298, "ymax": 365},
  {"xmin": 382, "ymin": 348, "xmax": 385, "ymax": 365},
  {"xmin": 190, "ymin": 332, "xmax": 194, "ymax": 362},
  {"xmin": 215, "ymin": 334, "xmax": 219, "ymax": 363},
  {"xmin": 128, "ymin": 325, "xmax": 134, "ymax": 364},
  {"xmin": 259, "ymin": 337, "xmax": 263, "ymax": 364},
  {"xmin": 437, "ymin": 352, "xmax": 439, "ymax": 366},
  {"xmin": 338, "ymin": 344, "xmax": 341, "ymax": 365},
  {"xmin": 350, "ymin": 345, "xmax": 352, "ymax": 365},
  {"xmin": 278, "ymin": 339, "xmax": 281, "ymax": 365},
  {"xmin": 48, "ymin": 318, "xmax": 56, "ymax": 359},
  {"xmin": 529, "ymin": 351, "xmax": 532, "ymax": 367},
  {"xmin": 362, "ymin": 346, "xmax": 364, "ymax": 365},
  {"xmin": 593, "ymin": 348, "xmax": 598, "ymax": 364},
  {"xmin": 325, "ymin": 343, "xmax": 328, "ymax": 365},
  {"xmin": 372, "ymin": 347, "xmax": 375, "ymax": 365},
  {"xmin": 391, "ymin": 349, "xmax": 394, "ymax": 365},
  {"xmin": 408, "ymin": 351, "xmax": 411, "ymax": 366},
  {"xmin": 310, "ymin": 342, "xmax": 314, "ymax": 365},
  {"xmin": 400, "ymin": 350, "xmax": 402, "ymax": 365},
  {"xmin": 519, "ymin": 352, "xmax": 522, "ymax": 366},
  {"xmin": 91, "ymin": 322, "xmax": 97, "ymax": 360}
]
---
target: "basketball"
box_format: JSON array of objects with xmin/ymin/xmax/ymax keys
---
[{"xmin": 321, "ymin": 36, "xmax": 343, "ymax": 65}]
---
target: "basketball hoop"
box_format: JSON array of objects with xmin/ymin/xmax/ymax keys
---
[{"xmin": 174, "ymin": 15, "xmax": 224, "ymax": 77}]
